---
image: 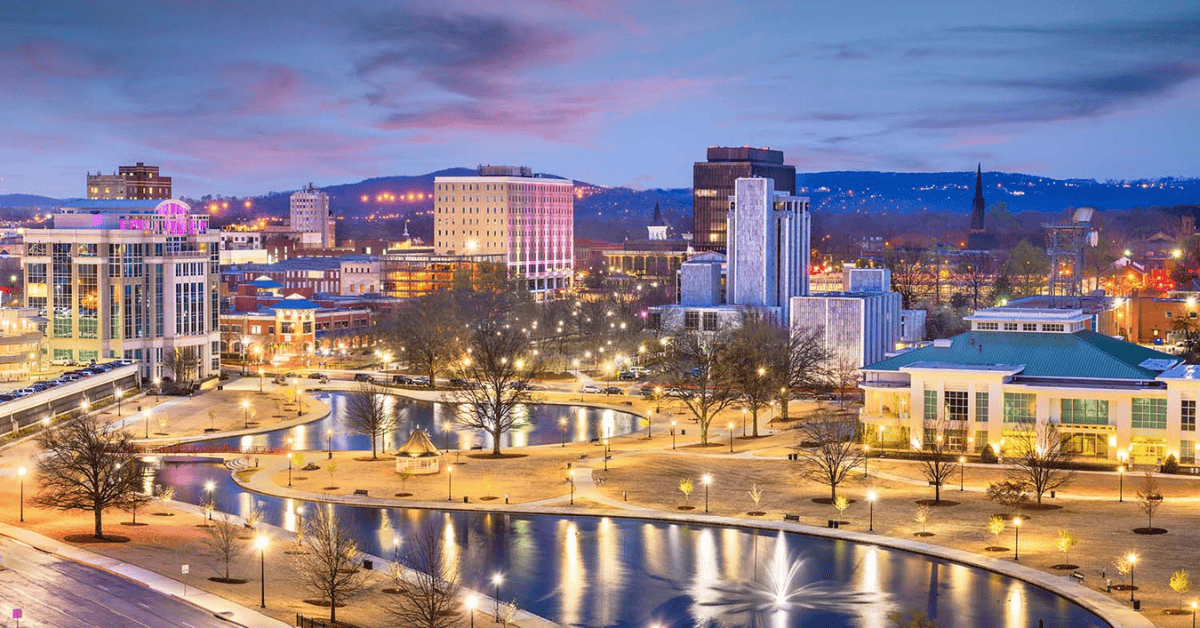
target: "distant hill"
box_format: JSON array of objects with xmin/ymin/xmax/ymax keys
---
[
  {"xmin": 796, "ymin": 171, "xmax": 1200, "ymax": 215},
  {"xmin": 3, "ymin": 170, "xmax": 1197, "ymax": 243},
  {"xmin": 0, "ymin": 194, "xmax": 61, "ymax": 208}
]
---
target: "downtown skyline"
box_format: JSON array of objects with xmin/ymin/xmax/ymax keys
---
[{"xmin": 1, "ymin": 0, "xmax": 1198, "ymax": 197}]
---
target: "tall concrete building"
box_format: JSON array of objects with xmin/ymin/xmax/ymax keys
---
[
  {"xmin": 726, "ymin": 177, "xmax": 810, "ymax": 321},
  {"xmin": 290, "ymin": 184, "xmax": 334, "ymax": 248},
  {"xmin": 23, "ymin": 199, "xmax": 221, "ymax": 380},
  {"xmin": 87, "ymin": 162, "xmax": 172, "ymax": 200},
  {"xmin": 652, "ymin": 178, "xmax": 809, "ymax": 331},
  {"xmin": 693, "ymin": 147, "xmax": 795, "ymax": 251},
  {"xmin": 433, "ymin": 165, "xmax": 573, "ymax": 299}
]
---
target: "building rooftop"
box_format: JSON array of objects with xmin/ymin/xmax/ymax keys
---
[
  {"xmin": 269, "ymin": 293, "xmax": 320, "ymax": 311},
  {"xmin": 862, "ymin": 329, "xmax": 1180, "ymax": 381},
  {"xmin": 964, "ymin": 307, "xmax": 1091, "ymax": 323}
]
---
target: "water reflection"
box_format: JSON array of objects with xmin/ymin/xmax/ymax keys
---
[
  {"xmin": 198, "ymin": 393, "xmax": 640, "ymax": 452},
  {"xmin": 154, "ymin": 462, "xmax": 1110, "ymax": 628}
]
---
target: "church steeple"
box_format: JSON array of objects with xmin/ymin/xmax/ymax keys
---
[
  {"xmin": 970, "ymin": 164, "xmax": 986, "ymax": 232},
  {"xmin": 647, "ymin": 201, "xmax": 668, "ymax": 240}
]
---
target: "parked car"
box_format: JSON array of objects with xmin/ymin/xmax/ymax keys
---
[
  {"xmin": 12, "ymin": 388, "xmax": 35, "ymax": 397},
  {"xmin": 0, "ymin": 394, "xmax": 15, "ymax": 402},
  {"xmin": 816, "ymin": 392, "xmax": 839, "ymax": 401},
  {"xmin": 392, "ymin": 374, "xmax": 414, "ymax": 385},
  {"xmin": 508, "ymin": 381, "xmax": 530, "ymax": 391},
  {"xmin": 51, "ymin": 358, "xmax": 77, "ymax": 367},
  {"xmin": 447, "ymin": 377, "xmax": 468, "ymax": 388},
  {"xmin": 60, "ymin": 374, "xmax": 81, "ymax": 382},
  {"xmin": 664, "ymin": 387, "xmax": 694, "ymax": 399},
  {"xmin": 618, "ymin": 371, "xmax": 639, "ymax": 381},
  {"xmin": 582, "ymin": 384, "xmax": 603, "ymax": 394},
  {"xmin": 603, "ymin": 386, "xmax": 624, "ymax": 395},
  {"xmin": 412, "ymin": 376, "xmax": 431, "ymax": 386},
  {"xmin": 353, "ymin": 373, "xmax": 374, "ymax": 383}
]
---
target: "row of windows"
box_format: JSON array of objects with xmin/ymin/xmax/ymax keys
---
[{"xmin": 1132, "ymin": 397, "xmax": 1168, "ymax": 429}]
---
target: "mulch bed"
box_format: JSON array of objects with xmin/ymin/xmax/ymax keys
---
[
  {"xmin": 293, "ymin": 476, "xmax": 309, "ymax": 481},
  {"xmin": 991, "ymin": 513, "xmax": 1029, "ymax": 521},
  {"xmin": 915, "ymin": 500, "xmax": 960, "ymax": 507},
  {"xmin": 1111, "ymin": 584, "xmax": 1137, "ymax": 591},
  {"xmin": 678, "ymin": 505, "xmax": 695, "ymax": 511},
  {"xmin": 811, "ymin": 498, "xmax": 857, "ymax": 505},
  {"xmin": 152, "ymin": 512, "xmax": 175, "ymax": 517},
  {"xmin": 209, "ymin": 577, "xmax": 248, "ymax": 584},
  {"xmin": 913, "ymin": 532, "xmax": 935, "ymax": 537},
  {"xmin": 352, "ymin": 457, "xmax": 393, "ymax": 462},
  {"xmin": 479, "ymin": 496, "xmax": 498, "ymax": 501},
  {"xmin": 1164, "ymin": 609, "xmax": 1193, "ymax": 615},
  {"xmin": 747, "ymin": 511, "xmax": 766, "ymax": 516},
  {"xmin": 1133, "ymin": 527, "xmax": 1168, "ymax": 535},
  {"xmin": 1025, "ymin": 503, "xmax": 1063, "ymax": 511},
  {"xmin": 323, "ymin": 486, "xmax": 340, "ymax": 491},
  {"xmin": 64, "ymin": 534, "xmax": 131, "ymax": 544},
  {"xmin": 984, "ymin": 546, "xmax": 1009, "ymax": 552},
  {"xmin": 466, "ymin": 453, "xmax": 529, "ymax": 460},
  {"xmin": 394, "ymin": 493, "xmax": 413, "ymax": 498},
  {"xmin": 120, "ymin": 522, "xmax": 149, "ymax": 527},
  {"xmin": 1050, "ymin": 564, "xmax": 1079, "ymax": 570}
]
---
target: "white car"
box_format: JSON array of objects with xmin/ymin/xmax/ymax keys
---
[{"xmin": 582, "ymin": 385, "xmax": 603, "ymax": 394}]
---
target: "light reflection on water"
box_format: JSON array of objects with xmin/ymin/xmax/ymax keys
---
[
  {"xmin": 153, "ymin": 461, "xmax": 1107, "ymax": 628},
  {"xmin": 199, "ymin": 392, "xmax": 641, "ymax": 452}
]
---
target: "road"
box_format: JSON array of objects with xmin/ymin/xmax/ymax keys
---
[{"xmin": 0, "ymin": 537, "xmax": 231, "ymax": 628}]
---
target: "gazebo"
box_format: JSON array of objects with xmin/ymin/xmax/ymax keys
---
[{"xmin": 394, "ymin": 428, "xmax": 442, "ymax": 475}]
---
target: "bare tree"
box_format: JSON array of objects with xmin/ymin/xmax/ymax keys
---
[
  {"xmin": 986, "ymin": 480, "xmax": 1031, "ymax": 518},
  {"xmin": 161, "ymin": 346, "xmax": 199, "ymax": 389},
  {"xmin": 33, "ymin": 413, "xmax": 151, "ymax": 538},
  {"xmin": 663, "ymin": 328, "xmax": 740, "ymax": 445},
  {"xmin": 293, "ymin": 505, "xmax": 368, "ymax": 623},
  {"xmin": 1137, "ymin": 471, "xmax": 1164, "ymax": 530},
  {"xmin": 956, "ymin": 251, "xmax": 993, "ymax": 310},
  {"xmin": 203, "ymin": 513, "xmax": 243, "ymax": 581},
  {"xmin": 389, "ymin": 291, "xmax": 464, "ymax": 387},
  {"xmin": 827, "ymin": 354, "xmax": 860, "ymax": 406},
  {"xmin": 345, "ymin": 381, "xmax": 397, "ymax": 459},
  {"xmin": 447, "ymin": 321, "xmax": 540, "ymax": 456},
  {"xmin": 387, "ymin": 520, "xmax": 462, "ymax": 628},
  {"xmin": 918, "ymin": 418, "xmax": 960, "ymax": 504},
  {"xmin": 796, "ymin": 410, "xmax": 864, "ymax": 501},
  {"xmin": 884, "ymin": 247, "xmax": 926, "ymax": 309},
  {"xmin": 772, "ymin": 325, "xmax": 830, "ymax": 422},
  {"xmin": 1005, "ymin": 420, "xmax": 1075, "ymax": 505},
  {"xmin": 728, "ymin": 313, "xmax": 784, "ymax": 437}
]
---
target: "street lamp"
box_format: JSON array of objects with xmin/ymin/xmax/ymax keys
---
[
  {"xmin": 864, "ymin": 444, "xmax": 870, "ymax": 478},
  {"xmin": 204, "ymin": 480, "xmax": 216, "ymax": 521},
  {"xmin": 242, "ymin": 400, "xmax": 250, "ymax": 429},
  {"xmin": 115, "ymin": 388, "xmax": 123, "ymax": 416},
  {"xmin": 153, "ymin": 377, "xmax": 161, "ymax": 402},
  {"xmin": 728, "ymin": 422, "xmax": 734, "ymax": 453},
  {"xmin": 257, "ymin": 368, "xmax": 263, "ymax": 393},
  {"xmin": 1013, "ymin": 517, "xmax": 1021, "ymax": 561},
  {"xmin": 671, "ymin": 420, "xmax": 677, "ymax": 450},
  {"xmin": 491, "ymin": 573, "xmax": 503, "ymax": 622},
  {"xmin": 447, "ymin": 465, "xmax": 454, "ymax": 501},
  {"xmin": 1191, "ymin": 600, "xmax": 1196, "ymax": 628},
  {"xmin": 286, "ymin": 437, "xmax": 294, "ymax": 487},
  {"xmin": 647, "ymin": 409, "xmax": 653, "ymax": 438},
  {"xmin": 145, "ymin": 410, "xmax": 151, "ymax": 439},
  {"xmin": 741, "ymin": 407, "xmax": 747, "ymax": 437},
  {"xmin": 702, "ymin": 474, "xmax": 712, "ymax": 513},
  {"xmin": 867, "ymin": 491, "xmax": 876, "ymax": 532},
  {"xmin": 18, "ymin": 466, "xmax": 26, "ymax": 522},
  {"xmin": 559, "ymin": 417, "xmax": 567, "ymax": 447},
  {"xmin": 568, "ymin": 470, "xmax": 575, "ymax": 505},
  {"xmin": 959, "ymin": 456, "xmax": 966, "ymax": 491},
  {"xmin": 326, "ymin": 429, "xmax": 333, "ymax": 459},
  {"xmin": 1118, "ymin": 465, "xmax": 1125, "ymax": 502},
  {"xmin": 1128, "ymin": 553, "xmax": 1138, "ymax": 603},
  {"xmin": 466, "ymin": 595, "xmax": 479, "ymax": 628},
  {"xmin": 255, "ymin": 535, "xmax": 268, "ymax": 608}
]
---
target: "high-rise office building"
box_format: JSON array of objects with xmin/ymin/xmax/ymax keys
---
[
  {"xmin": 23, "ymin": 199, "xmax": 221, "ymax": 380},
  {"xmin": 726, "ymin": 177, "xmax": 810, "ymax": 320},
  {"xmin": 290, "ymin": 183, "xmax": 334, "ymax": 248},
  {"xmin": 433, "ymin": 165, "xmax": 573, "ymax": 299},
  {"xmin": 87, "ymin": 162, "xmax": 172, "ymax": 200},
  {"xmin": 693, "ymin": 147, "xmax": 795, "ymax": 251}
]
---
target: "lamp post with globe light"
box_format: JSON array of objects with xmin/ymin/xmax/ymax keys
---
[
  {"xmin": 1013, "ymin": 517, "xmax": 1022, "ymax": 561},
  {"xmin": 242, "ymin": 400, "xmax": 250, "ymax": 428},
  {"xmin": 466, "ymin": 595, "xmax": 479, "ymax": 628},
  {"xmin": 491, "ymin": 573, "xmax": 503, "ymax": 622},
  {"xmin": 702, "ymin": 474, "xmax": 712, "ymax": 513},
  {"xmin": 18, "ymin": 466, "xmax": 27, "ymax": 522},
  {"xmin": 1129, "ymin": 553, "xmax": 1138, "ymax": 603},
  {"xmin": 255, "ymin": 535, "xmax": 268, "ymax": 608},
  {"xmin": 867, "ymin": 491, "xmax": 876, "ymax": 532}
]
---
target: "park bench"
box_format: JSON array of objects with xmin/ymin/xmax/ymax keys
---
[
  {"xmin": 1070, "ymin": 572, "xmax": 1085, "ymax": 583},
  {"xmin": 353, "ymin": 489, "xmax": 368, "ymax": 496},
  {"xmin": 783, "ymin": 514, "xmax": 800, "ymax": 522}
]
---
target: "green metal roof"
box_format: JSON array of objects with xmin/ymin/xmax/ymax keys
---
[{"xmin": 863, "ymin": 330, "xmax": 1180, "ymax": 381}]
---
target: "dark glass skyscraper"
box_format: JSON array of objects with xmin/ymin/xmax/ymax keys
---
[{"xmin": 692, "ymin": 147, "xmax": 795, "ymax": 251}]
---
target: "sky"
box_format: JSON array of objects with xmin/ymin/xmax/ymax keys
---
[{"xmin": 0, "ymin": 0, "xmax": 1197, "ymax": 197}]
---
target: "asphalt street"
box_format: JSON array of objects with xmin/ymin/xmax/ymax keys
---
[{"xmin": 0, "ymin": 537, "xmax": 231, "ymax": 628}]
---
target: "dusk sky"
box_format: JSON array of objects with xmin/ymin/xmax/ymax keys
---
[{"xmin": 1, "ymin": 0, "xmax": 1197, "ymax": 197}]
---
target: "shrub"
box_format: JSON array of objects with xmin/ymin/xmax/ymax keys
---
[
  {"xmin": 979, "ymin": 445, "xmax": 998, "ymax": 464},
  {"xmin": 1163, "ymin": 454, "xmax": 1180, "ymax": 474}
]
